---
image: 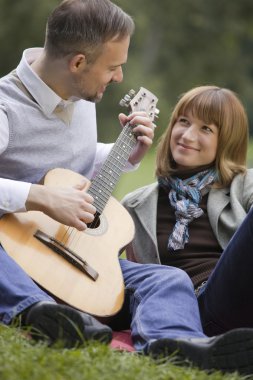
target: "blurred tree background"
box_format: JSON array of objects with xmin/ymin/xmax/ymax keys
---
[
  {"xmin": 1, "ymin": 0, "xmax": 253, "ymax": 138},
  {"xmin": 1, "ymin": 0, "xmax": 253, "ymax": 195}
]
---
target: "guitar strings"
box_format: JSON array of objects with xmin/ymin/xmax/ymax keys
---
[
  {"xmin": 58, "ymin": 212, "xmax": 100, "ymax": 252},
  {"xmin": 60, "ymin": 226, "xmax": 75, "ymax": 247}
]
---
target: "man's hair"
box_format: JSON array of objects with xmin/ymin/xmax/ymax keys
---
[
  {"xmin": 45, "ymin": 0, "xmax": 135, "ymax": 62},
  {"xmin": 156, "ymin": 86, "xmax": 249, "ymax": 188}
]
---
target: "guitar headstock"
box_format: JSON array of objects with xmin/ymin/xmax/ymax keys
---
[{"xmin": 119, "ymin": 87, "xmax": 159, "ymax": 122}]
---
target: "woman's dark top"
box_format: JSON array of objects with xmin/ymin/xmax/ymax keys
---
[{"xmin": 157, "ymin": 186, "xmax": 223, "ymax": 289}]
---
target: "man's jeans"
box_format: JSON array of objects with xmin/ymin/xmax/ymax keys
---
[
  {"xmin": 0, "ymin": 246, "xmax": 53, "ymax": 324},
  {"xmin": 1, "ymin": 207, "xmax": 253, "ymax": 351}
]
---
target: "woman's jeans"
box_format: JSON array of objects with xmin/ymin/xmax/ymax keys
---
[
  {"xmin": 120, "ymin": 206, "xmax": 253, "ymax": 350},
  {"xmin": 1, "ymin": 207, "xmax": 253, "ymax": 351}
]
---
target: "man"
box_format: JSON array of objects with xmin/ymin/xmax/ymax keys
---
[{"xmin": 0, "ymin": 0, "xmax": 154, "ymax": 347}]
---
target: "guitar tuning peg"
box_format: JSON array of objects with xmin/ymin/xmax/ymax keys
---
[
  {"xmin": 119, "ymin": 98, "xmax": 128, "ymax": 107},
  {"xmin": 148, "ymin": 108, "xmax": 160, "ymax": 121},
  {"xmin": 119, "ymin": 89, "xmax": 136, "ymax": 107},
  {"xmin": 124, "ymin": 94, "xmax": 131, "ymax": 102},
  {"xmin": 155, "ymin": 108, "xmax": 160, "ymax": 119}
]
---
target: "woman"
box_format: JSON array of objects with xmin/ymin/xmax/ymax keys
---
[{"xmin": 121, "ymin": 85, "xmax": 253, "ymax": 373}]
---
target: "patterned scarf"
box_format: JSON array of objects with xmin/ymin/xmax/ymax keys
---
[{"xmin": 158, "ymin": 168, "xmax": 217, "ymax": 251}]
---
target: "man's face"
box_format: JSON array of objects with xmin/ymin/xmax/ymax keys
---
[{"xmin": 72, "ymin": 35, "xmax": 130, "ymax": 102}]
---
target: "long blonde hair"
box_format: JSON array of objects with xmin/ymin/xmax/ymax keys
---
[{"xmin": 156, "ymin": 86, "xmax": 249, "ymax": 187}]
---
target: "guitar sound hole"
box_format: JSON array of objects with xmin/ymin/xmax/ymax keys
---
[{"xmin": 87, "ymin": 212, "xmax": 101, "ymax": 229}]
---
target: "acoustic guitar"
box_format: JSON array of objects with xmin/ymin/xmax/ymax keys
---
[{"xmin": 0, "ymin": 88, "xmax": 159, "ymax": 317}]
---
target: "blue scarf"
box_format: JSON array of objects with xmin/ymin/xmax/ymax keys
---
[{"xmin": 158, "ymin": 168, "xmax": 217, "ymax": 251}]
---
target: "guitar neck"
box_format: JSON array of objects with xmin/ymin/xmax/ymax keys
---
[
  {"xmin": 87, "ymin": 87, "xmax": 159, "ymax": 215},
  {"xmin": 87, "ymin": 122, "xmax": 136, "ymax": 214}
]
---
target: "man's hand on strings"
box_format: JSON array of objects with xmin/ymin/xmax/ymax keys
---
[
  {"xmin": 26, "ymin": 182, "xmax": 96, "ymax": 231},
  {"xmin": 118, "ymin": 111, "xmax": 157, "ymax": 165}
]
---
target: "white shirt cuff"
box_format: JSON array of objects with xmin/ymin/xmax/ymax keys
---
[{"xmin": 0, "ymin": 179, "xmax": 31, "ymax": 215}]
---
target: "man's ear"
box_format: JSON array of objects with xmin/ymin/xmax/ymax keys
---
[{"xmin": 69, "ymin": 54, "xmax": 86, "ymax": 73}]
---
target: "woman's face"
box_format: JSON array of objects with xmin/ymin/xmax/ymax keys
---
[{"xmin": 170, "ymin": 112, "xmax": 219, "ymax": 170}]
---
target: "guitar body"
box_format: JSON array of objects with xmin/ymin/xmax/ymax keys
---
[{"xmin": 0, "ymin": 168, "xmax": 135, "ymax": 317}]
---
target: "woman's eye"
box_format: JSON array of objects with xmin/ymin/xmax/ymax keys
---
[
  {"xmin": 202, "ymin": 125, "xmax": 212, "ymax": 133},
  {"xmin": 178, "ymin": 117, "xmax": 189, "ymax": 125}
]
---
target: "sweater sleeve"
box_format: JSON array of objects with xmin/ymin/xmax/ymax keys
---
[
  {"xmin": 0, "ymin": 105, "xmax": 31, "ymax": 216},
  {"xmin": 0, "ymin": 104, "xmax": 9, "ymax": 154}
]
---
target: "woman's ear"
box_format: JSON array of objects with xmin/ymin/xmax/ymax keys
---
[{"xmin": 69, "ymin": 54, "xmax": 86, "ymax": 73}]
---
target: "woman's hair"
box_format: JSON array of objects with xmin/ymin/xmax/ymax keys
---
[
  {"xmin": 156, "ymin": 85, "xmax": 249, "ymax": 187},
  {"xmin": 45, "ymin": 0, "xmax": 134, "ymax": 62}
]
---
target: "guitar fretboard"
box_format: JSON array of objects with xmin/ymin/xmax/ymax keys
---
[{"xmin": 87, "ymin": 122, "xmax": 136, "ymax": 214}]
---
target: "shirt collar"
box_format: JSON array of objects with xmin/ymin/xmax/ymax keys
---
[{"xmin": 16, "ymin": 48, "xmax": 75, "ymax": 117}]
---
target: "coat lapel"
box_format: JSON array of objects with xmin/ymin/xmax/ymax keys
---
[{"xmin": 207, "ymin": 187, "xmax": 230, "ymax": 237}]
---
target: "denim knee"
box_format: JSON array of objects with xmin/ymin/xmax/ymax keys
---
[
  {"xmin": 157, "ymin": 265, "xmax": 194, "ymax": 292},
  {"xmin": 135, "ymin": 265, "xmax": 194, "ymax": 298}
]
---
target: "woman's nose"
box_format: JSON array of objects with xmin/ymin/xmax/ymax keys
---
[{"xmin": 182, "ymin": 125, "xmax": 197, "ymax": 141}]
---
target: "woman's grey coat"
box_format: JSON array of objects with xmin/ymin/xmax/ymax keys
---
[{"xmin": 121, "ymin": 169, "xmax": 253, "ymax": 263}]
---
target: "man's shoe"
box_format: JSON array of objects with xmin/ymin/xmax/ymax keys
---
[
  {"xmin": 148, "ymin": 328, "xmax": 253, "ymax": 375},
  {"xmin": 23, "ymin": 301, "xmax": 112, "ymax": 348}
]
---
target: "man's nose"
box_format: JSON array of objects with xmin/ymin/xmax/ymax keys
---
[{"xmin": 112, "ymin": 66, "xmax": 123, "ymax": 83}]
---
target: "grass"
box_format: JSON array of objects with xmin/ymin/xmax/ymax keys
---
[
  {"xmin": 0, "ymin": 324, "xmax": 247, "ymax": 380},
  {"xmin": 2, "ymin": 143, "xmax": 253, "ymax": 380}
]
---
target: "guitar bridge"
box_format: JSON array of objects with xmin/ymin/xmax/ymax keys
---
[{"xmin": 34, "ymin": 230, "xmax": 98, "ymax": 281}]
